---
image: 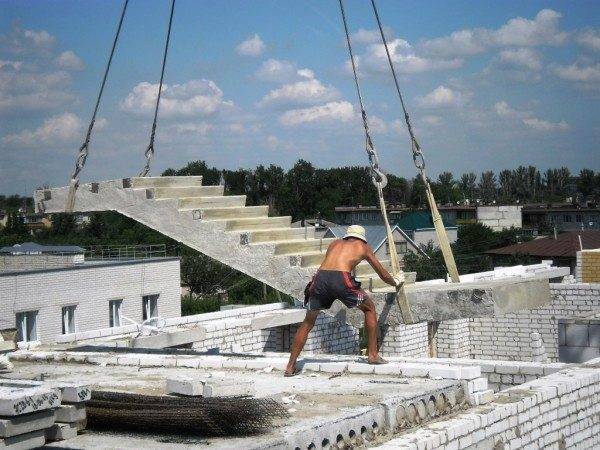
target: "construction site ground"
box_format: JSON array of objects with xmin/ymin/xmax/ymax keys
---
[{"xmin": 6, "ymin": 358, "xmax": 459, "ymax": 449}]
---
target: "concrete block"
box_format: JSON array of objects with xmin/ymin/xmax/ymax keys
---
[
  {"xmin": 373, "ymin": 363, "xmax": 402, "ymax": 375},
  {"xmin": 46, "ymin": 382, "xmax": 91, "ymax": 403},
  {"xmin": 459, "ymin": 366, "xmax": 481, "ymax": 380},
  {"xmin": 166, "ymin": 378, "xmax": 254, "ymax": 397},
  {"xmin": 429, "ymin": 366, "xmax": 462, "ymax": 380},
  {"xmin": 0, "ymin": 410, "xmax": 54, "ymax": 438},
  {"xmin": 0, "ymin": 429, "xmax": 46, "ymax": 450},
  {"xmin": 468, "ymin": 389, "xmax": 494, "ymax": 406},
  {"xmin": 0, "ymin": 383, "xmax": 60, "ymax": 416},
  {"xmin": 346, "ymin": 363, "xmax": 374, "ymax": 374},
  {"xmin": 399, "ymin": 364, "xmax": 429, "ymax": 378},
  {"xmin": 54, "ymin": 404, "xmax": 86, "ymax": 423},
  {"xmin": 250, "ymin": 309, "xmax": 306, "ymax": 330},
  {"xmin": 319, "ymin": 362, "xmax": 347, "ymax": 373},
  {"xmin": 565, "ymin": 324, "xmax": 589, "ymax": 347},
  {"xmin": 45, "ymin": 422, "xmax": 78, "ymax": 441}
]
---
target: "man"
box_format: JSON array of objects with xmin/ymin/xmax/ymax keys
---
[{"xmin": 284, "ymin": 224, "xmax": 400, "ymax": 376}]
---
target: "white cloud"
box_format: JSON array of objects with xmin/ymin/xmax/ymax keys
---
[
  {"xmin": 350, "ymin": 27, "xmax": 392, "ymax": 45},
  {"xmin": 494, "ymin": 100, "xmax": 569, "ymax": 132},
  {"xmin": 0, "ymin": 25, "xmax": 56, "ymax": 55},
  {"xmin": 169, "ymin": 122, "xmax": 213, "ymax": 136},
  {"xmin": 421, "ymin": 9, "xmax": 567, "ymax": 59},
  {"xmin": 369, "ymin": 115, "xmax": 388, "ymax": 133},
  {"xmin": 2, "ymin": 112, "xmax": 82, "ymax": 147},
  {"xmin": 419, "ymin": 86, "xmax": 466, "ymax": 108},
  {"xmin": 522, "ymin": 117, "xmax": 569, "ymax": 131},
  {"xmin": 0, "ymin": 60, "xmax": 22, "ymax": 70},
  {"xmin": 422, "ymin": 115, "xmax": 443, "ymax": 126},
  {"xmin": 358, "ymin": 38, "xmax": 462, "ymax": 74},
  {"xmin": 55, "ymin": 50, "xmax": 84, "ymax": 70},
  {"xmin": 498, "ymin": 48, "xmax": 542, "ymax": 71},
  {"xmin": 279, "ymin": 101, "xmax": 354, "ymax": 126},
  {"xmin": 255, "ymin": 59, "xmax": 297, "ymax": 82},
  {"xmin": 553, "ymin": 62, "xmax": 600, "ymax": 83},
  {"xmin": 577, "ymin": 29, "xmax": 600, "ymax": 51},
  {"xmin": 494, "ymin": 9, "xmax": 567, "ymax": 47},
  {"xmin": 236, "ymin": 34, "xmax": 265, "ymax": 57},
  {"xmin": 421, "ymin": 30, "xmax": 487, "ymax": 58},
  {"xmin": 259, "ymin": 78, "xmax": 340, "ymax": 108},
  {"xmin": 120, "ymin": 79, "xmax": 232, "ymax": 118}
]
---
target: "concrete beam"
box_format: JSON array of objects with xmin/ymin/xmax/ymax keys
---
[
  {"xmin": 0, "ymin": 382, "xmax": 61, "ymax": 416},
  {"xmin": 338, "ymin": 278, "xmax": 551, "ymax": 327},
  {"xmin": 128, "ymin": 326, "xmax": 206, "ymax": 349},
  {"xmin": 250, "ymin": 309, "xmax": 307, "ymax": 330}
]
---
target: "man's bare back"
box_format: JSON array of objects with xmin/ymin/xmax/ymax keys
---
[{"xmin": 320, "ymin": 238, "xmax": 397, "ymax": 287}]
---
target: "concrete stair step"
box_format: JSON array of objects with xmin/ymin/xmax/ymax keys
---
[
  {"xmin": 249, "ymin": 227, "xmax": 315, "ymax": 244},
  {"xmin": 353, "ymin": 261, "xmax": 392, "ymax": 276},
  {"xmin": 225, "ymin": 216, "xmax": 292, "ymax": 231},
  {"xmin": 199, "ymin": 205, "xmax": 269, "ymax": 220},
  {"xmin": 131, "ymin": 176, "xmax": 203, "ymax": 188},
  {"xmin": 178, "ymin": 195, "xmax": 246, "ymax": 210},
  {"xmin": 356, "ymin": 276, "xmax": 390, "ymax": 291},
  {"xmin": 274, "ymin": 238, "xmax": 335, "ymax": 256},
  {"xmin": 300, "ymin": 252, "xmax": 326, "ymax": 267},
  {"xmin": 154, "ymin": 186, "xmax": 224, "ymax": 199}
]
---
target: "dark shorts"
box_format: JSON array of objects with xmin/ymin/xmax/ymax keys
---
[{"xmin": 304, "ymin": 270, "xmax": 367, "ymax": 311}]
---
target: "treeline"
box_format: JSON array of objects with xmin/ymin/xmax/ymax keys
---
[{"xmin": 164, "ymin": 161, "xmax": 600, "ymax": 221}]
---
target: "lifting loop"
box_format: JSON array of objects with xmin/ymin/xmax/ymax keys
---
[
  {"xmin": 370, "ymin": 0, "xmax": 460, "ymax": 283},
  {"xmin": 139, "ymin": 0, "xmax": 176, "ymax": 177},
  {"xmin": 65, "ymin": 0, "xmax": 129, "ymax": 212}
]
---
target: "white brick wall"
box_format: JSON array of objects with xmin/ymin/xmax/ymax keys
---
[
  {"xmin": 0, "ymin": 258, "xmax": 181, "ymax": 344},
  {"xmin": 437, "ymin": 320, "xmax": 470, "ymax": 358},
  {"xmin": 379, "ymin": 323, "xmax": 429, "ymax": 358},
  {"xmin": 470, "ymin": 283, "xmax": 600, "ymax": 361}
]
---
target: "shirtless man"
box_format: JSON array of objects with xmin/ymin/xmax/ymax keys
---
[{"xmin": 284, "ymin": 225, "xmax": 399, "ymax": 376}]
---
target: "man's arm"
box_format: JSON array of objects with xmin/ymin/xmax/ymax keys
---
[{"xmin": 364, "ymin": 245, "xmax": 397, "ymax": 287}]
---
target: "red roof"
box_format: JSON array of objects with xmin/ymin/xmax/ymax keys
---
[{"xmin": 486, "ymin": 231, "xmax": 600, "ymax": 258}]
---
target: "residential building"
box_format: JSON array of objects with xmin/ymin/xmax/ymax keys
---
[
  {"xmin": 0, "ymin": 244, "xmax": 181, "ymax": 344},
  {"xmin": 522, "ymin": 204, "xmax": 600, "ymax": 233},
  {"xmin": 0, "ymin": 210, "xmax": 7, "ymax": 228},
  {"xmin": 486, "ymin": 230, "xmax": 600, "ymax": 272},
  {"xmin": 334, "ymin": 205, "xmax": 409, "ymax": 225},
  {"xmin": 394, "ymin": 212, "xmax": 458, "ymax": 249}
]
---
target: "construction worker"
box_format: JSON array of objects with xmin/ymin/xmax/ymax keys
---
[{"xmin": 285, "ymin": 225, "xmax": 400, "ymax": 376}]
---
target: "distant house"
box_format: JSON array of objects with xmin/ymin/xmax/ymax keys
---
[
  {"xmin": 22, "ymin": 213, "xmax": 52, "ymax": 233},
  {"xmin": 394, "ymin": 212, "xmax": 458, "ymax": 249},
  {"xmin": 486, "ymin": 230, "xmax": 600, "ymax": 272},
  {"xmin": 0, "ymin": 211, "xmax": 7, "ymax": 228},
  {"xmin": 522, "ymin": 204, "xmax": 600, "ymax": 233},
  {"xmin": 334, "ymin": 205, "xmax": 409, "ymax": 225},
  {"xmin": 0, "ymin": 242, "xmax": 84, "ymax": 256},
  {"xmin": 291, "ymin": 217, "xmax": 338, "ymax": 239}
]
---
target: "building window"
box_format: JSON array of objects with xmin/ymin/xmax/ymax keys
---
[
  {"xmin": 576, "ymin": 214, "xmax": 582, "ymax": 223},
  {"xmin": 563, "ymin": 215, "xmax": 572, "ymax": 223},
  {"xmin": 109, "ymin": 300, "xmax": 122, "ymax": 328},
  {"xmin": 142, "ymin": 295, "xmax": 159, "ymax": 321},
  {"xmin": 62, "ymin": 306, "xmax": 76, "ymax": 334},
  {"xmin": 16, "ymin": 311, "xmax": 38, "ymax": 342},
  {"xmin": 386, "ymin": 241, "xmax": 408, "ymax": 255}
]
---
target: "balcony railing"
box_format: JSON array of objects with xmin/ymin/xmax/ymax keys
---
[{"xmin": 85, "ymin": 244, "xmax": 167, "ymax": 261}]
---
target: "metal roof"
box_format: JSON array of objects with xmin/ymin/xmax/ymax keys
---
[
  {"xmin": 486, "ymin": 231, "xmax": 600, "ymax": 258},
  {"xmin": 0, "ymin": 242, "xmax": 85, "ymax": 255}
]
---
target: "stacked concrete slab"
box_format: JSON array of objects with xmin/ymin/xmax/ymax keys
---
[
  {"xmin": 0, "ymin": 379, "xmax": 90, "ymax": 448},
  {"xmin": 0, "ymin": 380, "xmax": 59, "ymax": 449}
]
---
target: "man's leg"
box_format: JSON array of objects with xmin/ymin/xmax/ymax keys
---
[
  {"xmin": 357, "ymin": 296, "xmax": 385, "ymax": 363},
  {"xmin": 285, "ymin": 310, "xmax": 320, "ymax": 375}
]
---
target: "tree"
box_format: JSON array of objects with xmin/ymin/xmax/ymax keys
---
[
  {"xmin": 458, "ymin": 172, "xmax": 477, "ymax": 201},
  {"xmin": 436, "ymin": 171, "xmax": 458, "ymax": 204},
  {"xmin": 577, "ymin": 169, "xmax": 595, "ymax": 197},
  {"xmin": 498, "ymin": 169, "xmax": 513, "ymax": 201},
  {"xmin": 478, "ymin": 171, "xmax": 497, "ymax": 203}
]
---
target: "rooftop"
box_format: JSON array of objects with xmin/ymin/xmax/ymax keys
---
[
  {"xmin": 486, "ymin": 230, "xmax": 600, "ymax": 258},
  {"xmin": 0, "ymin": 242, "xmax": 84, "ymax": 255}
]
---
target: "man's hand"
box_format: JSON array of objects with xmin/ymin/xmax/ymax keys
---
[{"xmin": 393, "ymin": 275, "xmax": 404, "ymax": 287}]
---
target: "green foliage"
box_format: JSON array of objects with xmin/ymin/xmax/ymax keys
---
[{"xmin": 181, "ymin": 294, "xmax": 221, "ymax": 316}]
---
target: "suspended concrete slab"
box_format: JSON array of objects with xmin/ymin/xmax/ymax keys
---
[{"xmin": 336, "ymin": 277, "xmax": 552, "ymax": 327}]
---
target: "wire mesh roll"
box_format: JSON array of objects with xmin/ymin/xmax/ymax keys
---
[{"xmin": 87, "ymin": 391, "xmax": 288, "ymax": 437}]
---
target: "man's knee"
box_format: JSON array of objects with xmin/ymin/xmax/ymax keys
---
[{"xmin": 359, "ymin": 297, "xmax": 376, "ymax": 314}]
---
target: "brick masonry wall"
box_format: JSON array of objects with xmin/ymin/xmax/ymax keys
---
[
  {"xmin": 379, "ymin": 323, "xmax": 429, "ymax": 358},
  {"xmin": 0, "ymin": 258, "xmax": 181, "ymax": 343},
  {"xmin": 578, "ymin": 249, "xmax": 600, "ymax": 283},
  {"xmin": 436, "ymin": 319, "xmax": 470, "ymax": 358},
  {"xmin": 379, "ymin": 361, "xmax": 600, "ymax": 450},
  {"xmin": 469, "ymin": 283, "xmax": 600, "ymax": 362}
]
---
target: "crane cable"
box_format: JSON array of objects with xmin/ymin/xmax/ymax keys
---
[
  {"xmin": 138, "ymin": 0, "xmax": 176, "ymax": 177},
  {"xmin": 65, "ymin": 0, "xmax": 129, "ymax": 212},
  {"xmin": 370, "ymin": 0, "xmax": 460, "ymax": 283},
  {"xmin": 338, "ymin": 0, "xmax": 402, "ymax": 282}
]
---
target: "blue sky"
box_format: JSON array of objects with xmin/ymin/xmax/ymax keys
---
[{"xmin": 0, "ymin": 0, "xmax": 598, "ymax": 195}]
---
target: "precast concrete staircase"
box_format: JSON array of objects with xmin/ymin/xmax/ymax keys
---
[
  {"xmin": 35, "ymin": 176, "xmax": 557, "ymax": 325},
  {"xmin": 34, "ymin": 176, "xmax": 397, "ymax": 303}
]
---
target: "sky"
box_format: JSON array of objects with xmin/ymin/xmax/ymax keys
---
[{"xmin": 0, "ymin": 0, "xmax": 598, "ymax": 195}]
